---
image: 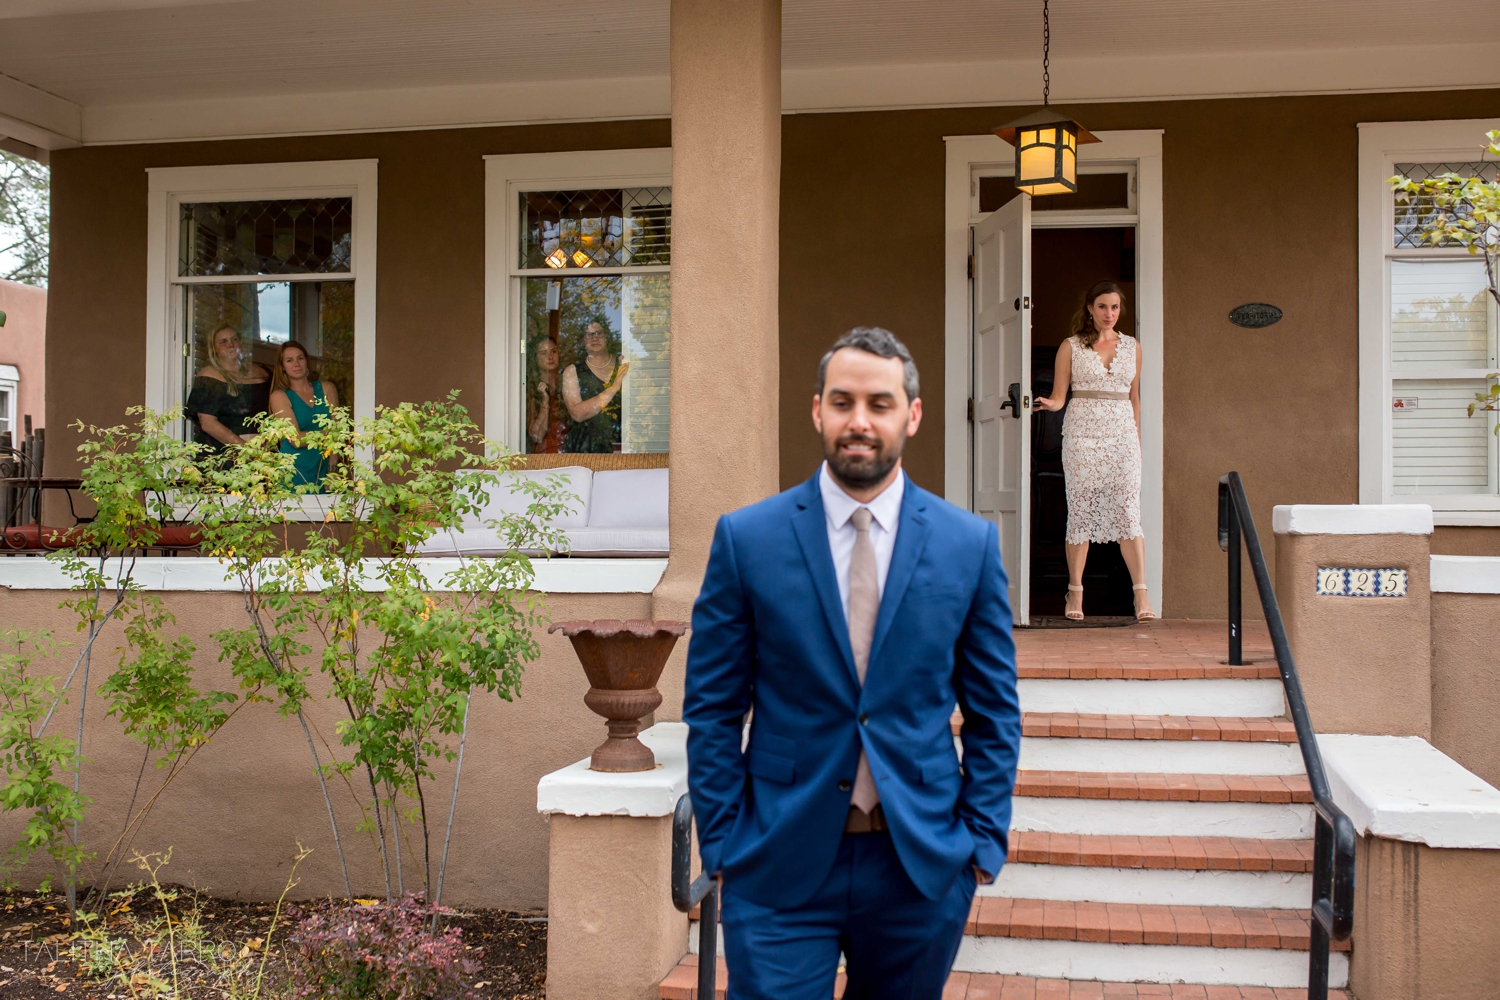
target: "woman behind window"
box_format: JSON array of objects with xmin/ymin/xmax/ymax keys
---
[
  {"xmin": 268, "ymin": 340, "xmax": 338, "ymax": 491},
  {"xmin": 527, "ymin": 337, "xmax": 567, "ymax": 453},
  {"xmin": 1034, "ymin": 280, "xmax": 1155, "ymax": 622},
  {"xmin": 561, "ymin": 321, "xmax": 629, "ymax": 453},
  {"xmin": 186, "ymin": 326, "xmax": 271, "ymax": 453}
]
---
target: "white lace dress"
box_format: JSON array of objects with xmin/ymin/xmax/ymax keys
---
[{"xmin": 1061, "ymin": 334, "xmax": 1143, "ymax": 545}]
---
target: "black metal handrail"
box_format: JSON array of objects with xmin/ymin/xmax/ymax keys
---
[
  {"xmin": 671, "ymin": 795, "xmax": 720, "ymax": 999},
  {"xmin": 1218, "ymin": 473, "xmax": 1356, "ymax": 999}
]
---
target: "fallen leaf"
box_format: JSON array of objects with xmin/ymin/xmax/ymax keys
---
[
  {"xmin": 54, "ymin": 984, "xmax": 68, "ymax": 993},
  {"xmin": 238, "ymin": 944, "xmax": 251, "ymax": 959},
  {"xmin": 473, "ymin": 982, "xmax": 490, "ymax": 989},
  {"xmin": 247, "ymin": 937, "xmax": 264, "ymax": 951},
  {"xmin": 0, "ymin": 965, "xmax": 13, "ymax": 972}
]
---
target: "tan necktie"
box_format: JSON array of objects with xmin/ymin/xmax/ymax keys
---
[{"xmin": 848, "ymin": 507, "xmax": 880, "ymax": 813}]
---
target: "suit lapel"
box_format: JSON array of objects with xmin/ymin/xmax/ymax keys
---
[
  {"xmin": 868, "ymin": 476, "xmax": 931, "ymax": 670},
  {"xmin": 791, "ymin": 476, "xmax": 860, "ymax": 688}
]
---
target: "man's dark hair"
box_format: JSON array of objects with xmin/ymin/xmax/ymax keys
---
[{"xmin": 815, "ymin": 327, "xmax": 920, "ymax": 403}]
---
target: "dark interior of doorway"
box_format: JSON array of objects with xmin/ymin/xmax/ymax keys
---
[{"xmin": 1029, "ymin": 226, "xmax": 1138, "ymax": 619}]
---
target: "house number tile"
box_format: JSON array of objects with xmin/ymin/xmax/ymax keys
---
[{"xmin": 1316, "ymin": 567, "xmax": 1408, "ymax": 598}]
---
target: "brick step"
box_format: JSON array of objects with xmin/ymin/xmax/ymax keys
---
[
  {"xmin": 1015, "ymin": 770, "xmax": 1312, "ymax": 803},
  {"xmin": 1010, "ymin": 832, "xmax": 1313, "ymax": 872},
  {"xmin": 660, "ymin": 957, "xmax": 1347, "ymax": 1000},
  {"xmin": 1017, "ymin": 678, "xmax": 1285, "ymax": 717},
  {"xmin": 1019, "ymin": 663, "xmax": 1280, "ymax": 680},
  {"xmin": 966, "ymin": 899, "xmax": 1350, "ymax": 952}
]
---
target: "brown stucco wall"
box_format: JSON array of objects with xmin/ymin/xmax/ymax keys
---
[
  {"xmin": 0, "ymin": 587, "xmax": 651, "ymax": 912},
  {"xmin": 45, "ymin": 119, "xmax": 671, "ymax": 478},
  {"xmin": 1431, "ymin": 525, "xmax": 1500, "ymax": 556},
  {"xmin": 1352, "ymin": 835, "xmax": 1500, "ymax": 1000},
  {"xmin": 0, "ymin": 277, "xmax": 45, "ymax": 430},
  {"xmin": 1430, "ymin": 592, "xmax": 1500, "ymax": 788},
  {"xmin": 778, "ymin": 89, "xmax": 1500, "ymax": 617}
]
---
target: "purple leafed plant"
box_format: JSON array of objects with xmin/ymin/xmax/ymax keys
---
[{"xmin": 286, "ymin": 894, "xmax": 480, "ymax": 1000}]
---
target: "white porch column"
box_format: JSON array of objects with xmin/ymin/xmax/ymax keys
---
[{"xmin": 653, "ymin": 0, "xmax": 782, "ymax": 712}]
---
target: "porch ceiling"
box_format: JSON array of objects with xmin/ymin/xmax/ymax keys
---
[{"xmin": 1, "ymin": 0, "xmax": 1497, "ymax": 148}]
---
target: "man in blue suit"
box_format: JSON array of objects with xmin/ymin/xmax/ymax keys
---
[{"xmin": 684, "ymin": 327, "xmax": 1021, "ymax": 999}]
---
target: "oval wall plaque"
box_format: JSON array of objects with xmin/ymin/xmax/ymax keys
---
[{"xmin": 1229, "ymin": 303, "xmax": 1283, "ymax": 328}]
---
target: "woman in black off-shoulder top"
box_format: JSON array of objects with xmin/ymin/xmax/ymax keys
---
[{"xmin": 186, "ymin": 326, "xmax": 272, "ymax": 455}]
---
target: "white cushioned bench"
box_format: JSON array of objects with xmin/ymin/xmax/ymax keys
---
[{"xmin": 416, "ymin": 466, "xmax": 668, "ymax": 558}]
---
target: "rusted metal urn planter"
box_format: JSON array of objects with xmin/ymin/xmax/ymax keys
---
[{"xmin": 550, "ymin": 619, "xmax": 687, "ymax": 772}]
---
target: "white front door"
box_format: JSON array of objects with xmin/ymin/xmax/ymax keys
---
[{"xmin": 971, "ymin": 195, "xmax": 1033, "ymax": 622}]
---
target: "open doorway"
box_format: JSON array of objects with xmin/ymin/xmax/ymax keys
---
[{"xmin": 1028, "ymin": 226, "xmax": 1138, "ymax": 618}]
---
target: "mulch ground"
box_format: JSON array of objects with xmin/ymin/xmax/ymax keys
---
[{"xmin": 0, "ymin": 887, "xmax": 548, "ymax": 999}]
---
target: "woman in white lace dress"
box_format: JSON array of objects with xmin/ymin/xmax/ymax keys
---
[{"xmin": 1034, "ymin": 280, "xmax": 1155, "ymax": 622}]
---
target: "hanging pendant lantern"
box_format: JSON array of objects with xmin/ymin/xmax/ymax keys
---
[{"xmin": 993, "ymin": 0, "xmax": 1100, "ymax": 196}]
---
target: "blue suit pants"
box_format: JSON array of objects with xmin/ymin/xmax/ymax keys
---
[{"xmin": 720, "ymin": 831, "xmax": 975, "ymax": 1000}]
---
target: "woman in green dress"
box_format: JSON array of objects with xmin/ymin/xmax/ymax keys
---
[{"xmin": 268, "ymin": 340, "xmax": 338, "ymax": 490}]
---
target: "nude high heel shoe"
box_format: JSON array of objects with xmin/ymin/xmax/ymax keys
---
[
  {"xmin": 1133, "ymin": 583, "xmax": 1156, "ymax": 622},
  {"xmin": 1065, "ymin": 584, "xmax": 1084, "ymax": 621}
]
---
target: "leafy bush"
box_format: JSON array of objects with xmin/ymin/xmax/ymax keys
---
[{"xmin": 286, "ymin": 895, "xmax": 478, "ymax": 1000}]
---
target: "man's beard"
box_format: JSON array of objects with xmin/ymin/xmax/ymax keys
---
[{"xmin": 825, "ymin": 431, "xmax": 903, "ymax": 491}]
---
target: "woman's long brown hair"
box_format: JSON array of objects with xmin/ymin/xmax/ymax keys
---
[
  {"xmin": 1071, "ymin": 280, "xmax": 1129, "ymax": 348},
  {"xmin": 270, "ymin": 340, "xmax": 320, "ymax": 391}
]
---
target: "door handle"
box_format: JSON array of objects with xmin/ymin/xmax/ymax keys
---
[{"xmin": 999, "ymin": 382, "xmax": 1023, "ymax": 419}]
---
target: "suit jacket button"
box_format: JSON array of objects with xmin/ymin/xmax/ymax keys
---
[
  {"xmin": 838, "ymin": 780, "xmax": 852, "ymax": 791},
  {"xmin": 859, "ymin": 713, "xmax": 869, "ymax": 725}
]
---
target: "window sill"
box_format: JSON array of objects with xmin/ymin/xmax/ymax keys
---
[
  {"xmin": 1432, "ymin": 512, "xmax": 1500, "ymax": 527},
  {"xmin": 0, "ymin": 555, "xmax": 667, "ymax": 594}
]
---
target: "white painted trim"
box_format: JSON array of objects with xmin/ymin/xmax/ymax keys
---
[
  {"xmin": 1430, "ymin": 554, "xmax": 1500, "ymax": 593},
  {"xmin": 1358, "ymin": 117, "xmax": 1500, "ymax": 508},
  {"xmin": 1270, "ymin": 503, "xmax": 1434, "ymax": 536},
  {"xmin": 944, "ymin": 131, "xmax": 1163, "ymax": 615},
  {"xmin": 0, "ymin": 555, "xmax": 668, "ymax": 594},
  {"xmin": 989, "ymin": 863, "xmax": 1312, "ymax": 910},
  {"xmin": 0, "ymin": 365, "xmax": 18, "ymax": 382},
  {"xmin": 0, "ymin": 71, "xmax": 81, "ymax": 149},
  {"xmin": 144, "ymin": 159, "xmax": 378, "ymax": 434},
  {"xmin": 1018, "ymin": 677, "xmax": 1285, "ymax": 717},
  {"xmin": 1319, "ymin": 734, "xmax": 1500, "ymax": 849},
  {"xmin": 49, "ymin": 42, "xmax": 1500, "ymax": 146},
  {"xmin": 1018, "ymin": 735, "xmax": 1304, "ymax": 776},
  {"xmin": 1434, "ymin": 510, "xmax": 1500, "ymax": 526},
  {"xmin": 1012, "ymin": 796, "xmax": 1314, "ymax": 840},
  {"xmin": 952, "ymin": 936, "xmax": 1347, "ymax": 990},
  {"xmin": 482, "ymin": 148, "xmax": 672, "ymax": 449},
  {"xmin": 536, "ymin": 722, "xmax": 686, "ymax": 817}
]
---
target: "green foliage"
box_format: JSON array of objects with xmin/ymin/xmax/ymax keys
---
[{"xmin": 0, "ymin": 630, "xmax": 88, "ymax": 892}]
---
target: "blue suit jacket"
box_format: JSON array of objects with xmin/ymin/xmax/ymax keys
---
[{"xmin": 683, "ymin": 472, "xmax": 1021, "ymax": 909}]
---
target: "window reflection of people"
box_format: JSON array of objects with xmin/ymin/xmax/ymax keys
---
[
  {"xmin": 561, "ymin": 322, "xmax": 629, "ymax": 453},
  {"xmin": 186, "ymin": 326, "xmax": 271, "ymax": 453},
  {"xmin": 527, "ymin": 338, "xmax": 567, "ymax": 453},
  {"xmin": 268, "ymin": 341, "xmax": 337, "ymax": 491}
]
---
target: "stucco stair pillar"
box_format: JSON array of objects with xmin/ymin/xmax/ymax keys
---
[
  {"xmin": 1271, "ymin": 504, "xmax": 1433, "ymax": 737},
  {"xmin": 538, "ymin": 724, "xmax": 691, "ymax": 1000},
  {"xmin": 652, "ymin": 0, "xmax": 782, "ymax": 718},
  {"xmin": 1321, "ymin": 734, "xmax": 1500, "ymax": 1000}
]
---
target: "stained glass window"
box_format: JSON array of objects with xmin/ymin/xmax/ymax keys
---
[
  {"xmin": 520, "ymin": 188, "xmax": 670, "ymax": 270},
  {"xmin": 1392, "ymin": 162, "xmax": 1500, "ymax": 249},
  {"xmin": 179, "ymin": 198, "xmax": 353, "ymax": 276}
]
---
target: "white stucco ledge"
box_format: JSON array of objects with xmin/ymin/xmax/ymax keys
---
[
  {"xmin": 1318, "ymin": 734, "xmax": 1500, "ymax": 849},
  {"xmin": 1272, "ymin": 504, "xmax": 1433, "ymax": 536},
  {"xmin": 0, "ymin": 555, "xmax": 666, "ymax": 594},
  {"xmin": 537, "ymin": 722, "xmax": 688, "ymax": 818},
  {"xmin": 1429, "ymin": 554, "xmax": 1500, "ymax": 594}
]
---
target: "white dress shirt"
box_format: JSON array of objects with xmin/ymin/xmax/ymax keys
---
[{"xmin": 819, "ymin": 462, "xmax": 904, "ymax": 623}]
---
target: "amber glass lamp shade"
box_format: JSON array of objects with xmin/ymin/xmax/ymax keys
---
[{"xmin": 994, "ymin": 109, "xmax": 1101, "ymax": 197}]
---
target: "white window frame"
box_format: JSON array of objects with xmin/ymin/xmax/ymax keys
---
[
  {"xmin": 0, "ymin": 364, "xmax": 18, "ymax": 437},
  {"xmin": 482, "ymin": 148, "xmax": 672, "ymax": 449},
  {"xmin": 1359, "ymin": 119, "xmax": 1500, "ymax": 524},
  {"xmin": 145, "ymin": 159, "xmax": 379, "ymax": 434}
]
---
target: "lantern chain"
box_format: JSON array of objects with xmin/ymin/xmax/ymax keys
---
[{"xmin": 1042, "ymin": 0, "xmax": 1051, "ymax": 106}]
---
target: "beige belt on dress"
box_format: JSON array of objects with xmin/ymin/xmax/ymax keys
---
[{"xmin": 1070, "ymin": 390, "xmax": 1130, "ymax": 400}]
